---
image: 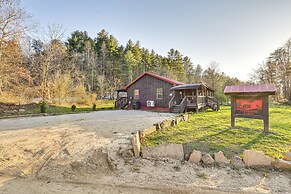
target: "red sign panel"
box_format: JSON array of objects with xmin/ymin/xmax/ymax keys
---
[{"xmin": 235, "ymin": 99, "xmax": 263, "ymax": 115}]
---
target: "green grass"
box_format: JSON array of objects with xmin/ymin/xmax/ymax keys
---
[
  {"xmin": 145, "ymin": 105, "xmax": 291, "ymax": 159},
  {"xmin": 23, "ymin": 100, "xmax": 115, "ymax": 114}
]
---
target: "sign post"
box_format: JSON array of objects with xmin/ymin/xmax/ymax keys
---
[{"xmin": 224, "ymin": 84, "xmax": 276, "ymax": 133}]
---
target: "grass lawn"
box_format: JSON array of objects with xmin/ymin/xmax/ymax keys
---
[
  {"xmin": 145, "ymin": 105, "xmax": 291, "ymax": 159},
  {"xmin": 24, "ymin": 100, "xmax": 115, "ymax": 114}
]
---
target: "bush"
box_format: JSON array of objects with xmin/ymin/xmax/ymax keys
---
[
  {"xmin": 40, "ymin": 101, "xmax": 47, "ymax": 113},
  {"xmin": 92, "ymin": 103, "xmax": 97, "ymax": 111},
  {"xmin": 71, "ymin": 104, "xmax": 76, "ymax": 112}
]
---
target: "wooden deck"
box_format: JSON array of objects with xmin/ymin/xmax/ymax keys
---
[{"xmin": 169, "ymin": 96, "xmax": 219, "ymax": 113}]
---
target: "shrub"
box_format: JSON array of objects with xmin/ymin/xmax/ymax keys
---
[
  {"xmin": 40, "ymin": 101, "xmax": 47, "ymax": 113},
  {"xmin": 71, "ymin": 104, "xmax": 76, "ymax": 112},
  {"xmin": 92, "ymin": 103, "xmax": 97, "ymax": 111}
]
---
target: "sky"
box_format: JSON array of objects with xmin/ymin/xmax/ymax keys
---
[{"xmin": 21, "ymin": 0, "xmax": 291, "ymax": 81}]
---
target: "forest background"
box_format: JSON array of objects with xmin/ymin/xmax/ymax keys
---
[{"xmin": 1, "ymin": 0, "xmax": 291, "ymax": 106}]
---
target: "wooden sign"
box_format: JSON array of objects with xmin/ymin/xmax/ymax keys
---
[
  {"xmin": 235, "ymin": 99, "xmax": 262, "ymax": 116},
  {"xmin": 224, "ymin": 84, "xmax": 276, "ymax": 133},
  {"xmin": 230, "ymin": 95, "xmax": 269, "ymax": 132}
]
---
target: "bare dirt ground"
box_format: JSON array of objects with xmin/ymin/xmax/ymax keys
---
[{"xmin": 0, "ymin": 110, "xmax": 290, "ymax": 194}]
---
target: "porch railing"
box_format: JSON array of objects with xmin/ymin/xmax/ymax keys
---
[
  {"xmin": 180, "ymin": 96, "xmax": 187, "ymax": 113},
  {"xmin": 169, "ymin": 95, "xmax": 175, "ymax": 109},
  {"xmin": 115, "ymin": 97, "xmax": 127, "ymax": 109}
]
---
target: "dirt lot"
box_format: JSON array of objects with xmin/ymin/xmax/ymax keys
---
[{"xmin": 0, "ymin": 110, "xmax": 290, "ymax": 194}]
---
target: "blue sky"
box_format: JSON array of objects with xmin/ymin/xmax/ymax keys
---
[{"xmin": 22, "ymin": 0, "xmax": 291, "ymax": 81}]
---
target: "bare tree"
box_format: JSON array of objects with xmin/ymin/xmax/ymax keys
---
[
  {"xmin": 203, "ymin": 61, "xmax": 221, "ymax": 89},
  {"xmin": 0, "ymin": 0, "xmax": 32, "ymax": 40},
  {"xmin": 45, "ymin": 23, "xmax": 65, "ymax": 41}
]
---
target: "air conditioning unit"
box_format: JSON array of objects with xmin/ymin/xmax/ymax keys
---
[{"xmin": 147, "ymin": 100, "xmax": 155, "ymax": 107}]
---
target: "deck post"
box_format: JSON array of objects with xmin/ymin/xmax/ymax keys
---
[
  {"xmin": 231, "ymin": 97, "xmax": 235, "ymax": 128},
  {"xmin": 196, "ymin": 88, "xmax": 199, "ymax": 113},
  {"xmin": 262, "ymin": 95, "xmax": 269, "ymax": 133}
]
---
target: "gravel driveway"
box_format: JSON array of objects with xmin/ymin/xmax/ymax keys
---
[{"xmin": 0, "ymin": 110, "xmax": 173, "ymax": 136}]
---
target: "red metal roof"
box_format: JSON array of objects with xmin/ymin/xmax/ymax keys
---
[
  {"xmin": 224, "ymin": 84, "xmax": 276, "ymax": 95},
  {"xmin": 125, "ymin": 72, "xmax": 184, "ymax": 89}
]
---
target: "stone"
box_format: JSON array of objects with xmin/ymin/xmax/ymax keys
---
[
  {"xmin": 131, "ymin": 131, "xmax": 141, "ymax": 158},
  {"xmin": 243, "ymin": 150, "xmax": 272, "ymax": 167},
  {"xmin": 214, "ymin": 151, "xmax": 230, "ymax": 164},
  {"xmin": 18, "ymin": 109, "xmax": 25, "ymax": 112},
  {"xmin": 275, "ymin": 159, "xmax": 291, "ymax": 170},
  {"xmin": 160, "ymin": 119, "xmax": 172, "ymax": 129},
  {"xmin": 139, "ymin": 126, "xmax": 156, "ymax": 145},
  {"xmin": 175, "ymin": 117, "xmax": 183, "ymax": 125},
  {"xmin": 231, "ymin": 155, "xmax": 246, "ymax": 168},
  {"xmin": 154, "ymin": 123, "xmax": 161, "ymax": 131},
  {"xmin": 171, "ymin": 119, "xmax": 176, "ymax": 126},
  {"xmin": 183, "ymin": 114, "xmax": 189, "ymax": 122},
  {"xmin": 283, "ymin": 152, "xmax": 291, "ymax": 161},
  {"xmin": 201, "ymin": 153, "xmax": 214, "ymax": 164},
  {"xmin": 188, "ymin": 150, "xmax": 202, "ymax": 164},
  {"xmin": 142, "ymin": 144, "xmax": 184, "ymax": 160},
  {"xmin": 140, "ymin": 126, "xmax": 156, "ymax": 138}
]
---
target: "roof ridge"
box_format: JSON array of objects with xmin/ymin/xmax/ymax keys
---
[{"xmin": 124, "ymin": 72, "xmax": 184, "ymax": 89}]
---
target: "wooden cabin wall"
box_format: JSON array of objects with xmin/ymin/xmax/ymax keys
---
[{"xmin": 127, "ymin": 74, "xmax": 174, "ymax": 108}]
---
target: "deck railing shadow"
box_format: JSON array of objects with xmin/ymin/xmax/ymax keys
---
[{"xmin": 183, "ymin": 126, "xmax": 268, "ymax": 157}]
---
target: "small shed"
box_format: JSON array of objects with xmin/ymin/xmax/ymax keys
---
[{"xmin": 224, "ymin": 84, "xmax": 276, "ymax": 132}]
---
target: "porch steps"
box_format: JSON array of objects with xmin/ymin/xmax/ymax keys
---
[
  {"xmin": 171, "ymin": 105, "xmax": 182, "ymax": 113},
  {"xmin": 171, "ymin": 105, "xmax": 184, "ymax": 113}
]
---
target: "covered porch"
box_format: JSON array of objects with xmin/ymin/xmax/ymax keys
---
[
  {"xmin": 115, "ymin": 89, "xmax": 128, "ymax": 109},
  {"xmin": 169, "ymin": 83, "xmax": 219, "ymax": 113}
]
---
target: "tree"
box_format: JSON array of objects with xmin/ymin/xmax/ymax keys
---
[
  {"xmin": 183, "ymin": 56, "xmax": 194, "ymax": 83},
  {"xmin": 167, "ymin": 48, "xmax": 187, "ymax": 82},
  {"xmin": 203, "ymin": 61, "xmax": 221, "ymax": 89},
  {"xmin": 124, "ymin": 50, "xmax": 136, "ymax": 82},
  {"xmin": 0, "ymin": 0, "xmax": 32, "ymax": 40},
  {"xmin": 0, "ymin": 40, "xmax": 30, "ymax": 94},
  {"xmin": 65, "ymin": 30, "xmax": 93, "ymax": 53},
  {"xmin": 0, "ymin": 0, "xmax": 33, "ymax": 101},
  {"xmin": 193, "ymin": 64, "xmax": 203, "ymax": 83}
]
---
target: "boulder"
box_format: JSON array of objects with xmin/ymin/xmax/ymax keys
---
[
  {"xmin": 171, "ymin": 119, "xmax": 176, "ymax": 126},
  {"xmin": 160, "ymin": 119, "xmax": 172, "ymax": 129},
  {"xmin": 142, "ymin": 144, "xmax": 184, "ymax": 160},
  {"xmin": 283, "ymin": 152, "xmax": 291, "ymax": 161},
  {"xmin": 188, "ymin": 150, "xmax": 202, "ymax": 164},
  {"xmin": 132, "ymin": 131, "xmax": 141, "ymax": 158},
  {"xmin": 231, "ymin": 155, "xmax": 246, "ymax": 168},
  {"xmin": 243, "ymin": 150, "xmax": 272, "ymax": 167},
  {"xmin": 140, "ymin": 126, "xmax": 156, "ymax": 137},
  {"xmin": 275, "ymin": 159, "xmax": 291, "ymax": 170},
  {"xmin": 214, "ymin": 151, "xmax": 230, "ymax": 164},
  {"xmin": 183, "ymin": 114, "xmax": 189, "ymax": 122},
  {"xmin": 175, "ymin": 117, "xmax": 183, "ymax": 125},
  {"xmin": 139, "ymin": 126, "xmax": 156, "ymax": 145},
  {"xmin": 201, "ymin": 153, "xmax": 214, "ymax": 164},
  {"xmin": 154, "ymin": 123, "xmax": 161, "ymax": 131}
]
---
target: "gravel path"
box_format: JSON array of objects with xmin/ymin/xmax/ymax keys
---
[{"xmin": 0, "ymin": 110, "xmax": 173, "ymax": 136}]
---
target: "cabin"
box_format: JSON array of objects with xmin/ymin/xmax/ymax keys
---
[{"xmin": 115, "ymin": 72, "xmax": 219, "ymax": 113}]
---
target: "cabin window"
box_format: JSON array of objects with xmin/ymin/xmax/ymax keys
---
[
  {"xmin": 157, "ymin": 88, "xmax": 163, "ymax": 99},
  {"xmin": 134, "ymin": 89, "xmax": 139, "ymax": 99}
]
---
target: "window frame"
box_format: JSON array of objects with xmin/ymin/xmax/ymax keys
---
[
  {"xmin": 134, "ymin": 89, "xmax": 139, "ymax": 99},
  {"xmin": 156, "ymin": 88, "xmax": 163, "ymax": 99}
]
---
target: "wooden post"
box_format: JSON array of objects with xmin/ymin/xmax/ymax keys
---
[
  {"xmin": 196, "ymin": 89, "xmax": 198, "ymax": 113},
  {"xmin": 231, "ymin": 97, "xmax": 235, "ymax": 128},
  {"xmin": 263, "ymin": 95, "xmax": 269, "ymax": 133}
]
